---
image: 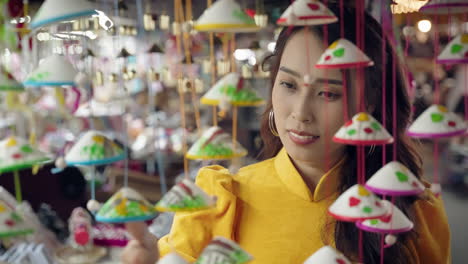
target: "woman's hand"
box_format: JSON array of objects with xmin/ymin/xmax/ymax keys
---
[{"xmin": 121, "ymin": 222, "xmax": 160, "ymax": 264}]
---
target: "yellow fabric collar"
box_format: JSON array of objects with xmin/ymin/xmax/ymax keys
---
[{"xmin": 274, "ymin": 148, "xmax": 345, "ymax": 202}]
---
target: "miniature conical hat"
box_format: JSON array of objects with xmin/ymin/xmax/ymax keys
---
[
  {"xmin": 277, "ymin": 0, "xmax": 338, "ymax": 26},
  {"xmin": 23, "ymin": 55, "xmax": 78, "ymax": 87},
  {"xmin": 200, "ymin": 73, "xmax": 264, "ymax": 107},
  {"xmin": 316, "ymin": 38, "xmax": 374, "ymax": 69},
  {"xmin": 366, "ymin": 161, "xmax": 425, "ymax": 196},
  {"xmin": 407, "ymin": 104, "xmax": 467, "ymax": 138},
  {"xmin": 30, "ymin": 0, "xmax": 98, "ymax": 30},
  {"xmin": 158, "ymin": 253, "xmax": 189, "ymax": 264},
  {"xmin": 328, "ymin": 184, "xmax": 387, "ymax": 222},
  {"xmin": 155, "ymin": 179, "xmax": 216, "ymax": 212},
  {"xmin": 75, "ymin": 98, "xmax": 128, "ymax": 117},
  {"xmin": 194, "ymin": 0, "xmax": 259, "ymax": 33},
  {"xmin": 0, "ymin": 68, "xmax": 24, "ymax": 92},
  {"xmin": 356, "ymin": 200, "xmax": 414, "ymax": 234},
  {"xmin": 0, "ymin": 136, "xmax": 52, "ymax": 173},
  {"xmin": 437, "ymin": 34, "xmax": 468, "ymax": 64},
  {"xmin": 333, "ymin": 112, "xmax": 394, "ymax": 145},
  {"xmin": 420, "ymin": 0, "xmax": 468, "ymax": 14},
  {"xmin": 95, "ymin": 187, "xmax": 157, "ymax": 223},
  {"xmin": 303, "ymin": 246, "xmax": 351, "ymax": 264},
  {"xmin": 186, "ymin": 126, "xmax": 248, "ymax": 160},
  {"xmin": 0, "ymin": 200, "xmax": 34, "ymax": 238},
  {"xmin": 194, "ymin": 236, "xmax": 253, "ymax": 264},
  {"xmin": 65, "ymin": 131, "xmax": 125, "ymax": 166}
]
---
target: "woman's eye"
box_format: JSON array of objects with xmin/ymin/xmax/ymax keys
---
[
  {"xmin": 279, "ymin": 81, "xmax": 295, "ymax": 90},
  {"xmin": 318, "ymin": 91, "xmax": 341, "ymax": 100}
]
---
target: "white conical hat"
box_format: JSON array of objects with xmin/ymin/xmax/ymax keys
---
[
  {"xmin": 30, "ymin": 0, "xmax": 98, "ymax": 30},
  {"xmin": 303, "ymin": 246, "xmax": 351, "ymax": 264},
  {"xmin": 356, "ymin": 200, "xmax": 414, "ymax": 234},
  {"xmin": 333, "ymin": 112, "xmax": 394, "ymax": 145},
  {"xmin": 0, "ymin": 200, "xmax": 34, "ymax": 238},
  {"xmin": 329, "ymin": 184, "xmax": 387, "ymax": 222},
  {"xmin": 23, "ymin": 55, "xmax": 78, "ymax": 87},
  {"xmin": 420, "ymin": 0, "xmax": 468, "ymax": 14},
  {"xmin": 155, "ymin": 179, "xmax": 216, "ymax": 212},
  {"xmin": 65, "ymin": 131, "xmax": 125, "ymax": 166},
  {"xmin": 366, "ymin": 161, "xmax": 425, "ymax": 196},
  {"xmin": 96, "ymin": 187, "xmax": 157, "ymax": 223},
  {"xmin": 277, "ymin": 0, "xmax": 338, "ymax": 26},
  {"xmin": 74, "ymin": 99, "xmax": 128, "ymax": 117},
  {"xmin": 158, "ymin": 252, "xmax": 189, "ymax": 264},
  {"xmin": 196, "ymin": 237, "xmax": 253, "ymax": 264},
  {"xmin": 316, "ymin": 38, "xmax": 374, "ymax": 69},
  {"xmin": 200, "ymin": 72, "xmax": 264, "ymax": 107},
  {"xmin": 0, "ymin": 69, "xmax": 24, "ymax": 92},
  {"xmin": 186, "ymin": 126, "xmax": 247, "ymax": 160},
  {"xmin": 194, "ymin": 0, "xmax": 259, "ymax": 33},
  {"xmin": 0, "ymin": 136, "xmax": 52, "ymax": 173},
  {"xmin": 437, "ymin": 34, "xmax": 468, "ymax": 64},
  {"xmin": 407, "ymin": 104, "xmax": 467, "ymax": 138}
]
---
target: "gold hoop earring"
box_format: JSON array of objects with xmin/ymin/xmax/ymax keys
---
[{"xmin": 269, "ymin": 110, "xmax": 279, "ymax": 137}]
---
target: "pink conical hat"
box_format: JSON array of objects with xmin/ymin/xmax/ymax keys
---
[
  {"xmin": 316, "ymin": 39, "xmax": 374, "ymax": 69},
  {"xmin": 356, "ymin": 200, "xmax": 414, "ymax": 234},
  {"xmin": 407, "ymin": 104, "xmax": 467, "ymax": 138},
  {"xmin": 329, "ymin": 184, "xmax": 387, "ymax": 222},
  {"xmin": 420, "ymin": 0, "xmax": 468, "ymax": 14},
  {"xmin": 333, "ymin": 112, "xmax": 393, "ymax": 145},
  {"xmin": 277, "ymin": 0, "xmax": 338, "ymax": 26},
  {"xmin": 437, "ymin": 34, "xmax": 468, "ymax": 64},
  {"xmin": 303, "ymin": 246, "xmax": 351, "ymax": 264},
  {"xmin": 366, "ymin": 161, "xmax": 425, "ymax": 196}
]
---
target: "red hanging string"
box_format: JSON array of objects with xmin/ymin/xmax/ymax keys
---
[
  {"xmin": 355, "ymin": 2, "xmax": 365, "ymax": 262},
  {"xmin": 322, "ymin": 0, "xmax": 330, "ymax": 172},
  {"xmin": 392, "ymin": 50, "xmax": 397, "ymax": 161},
  {"xmin": 359, "ymin": 228, "xmax": 364, "ymax": 264},
  {"xmin": 433, "ymin": 15, "xmax": 441, "ymax": 105},
  {"xmin": 381, "ymin": 0, "xmax": 387, "ymax": 166},
  {"xmin": 465, "ymin": 64, "xmax": 468, "ymax": 121},
  {"xmin": 340, "ymin": 0, "xmax": 344, "ymax": 39},
  {"xmin": 339, "ymin": 0, "xmax": 349, "ymax": 121},
  {"xmin": 380, "ymin": 233, "xmax": 385, "ymax": 264},
  {"xmin": 464, "ymin": 14, "xmax": 468, "ymax": 122},
  {"xmin": 434, "ymin": 139, "xmax": 440, "ymax": 189}
]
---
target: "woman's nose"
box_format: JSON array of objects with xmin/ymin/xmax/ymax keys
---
[{"xmin": 291, "ymin": 98, "xmax": 314, "ymax": 123}]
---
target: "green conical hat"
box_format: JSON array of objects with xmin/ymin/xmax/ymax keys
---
[
  {"xmin": 0, "ymin": 136, "xmax": 51, "ymax": 173},
  {"xmin": 95, "ymin": 187, "xmax": 157, "ymax": 223}
]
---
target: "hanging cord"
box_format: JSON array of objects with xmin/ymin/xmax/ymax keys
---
[
  {"xmin": 379, "ymin": 1, "xmax": 388, "ymax": 262},
  {"xmin": 179, "ymin": 0, "xmax": 202, "ymax": 134},
  {"xmin": 208, "ymin": 0, "xmax": 217, "ymax": 126},
  {"xmin": 432, "ymin": 15, "xmax": 441, "ymax": 189},
  {"xmin": 174, "ymin": 0, "xmax": 189, "ymax": 180},
  {"xmin": 355, "ymin": 2, "xmax": 365, "ymax": 263}
]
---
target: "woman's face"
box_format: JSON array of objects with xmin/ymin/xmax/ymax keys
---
[{"xmin": 272, "ymin": 29, "xmax": 353, "ymax": 167}]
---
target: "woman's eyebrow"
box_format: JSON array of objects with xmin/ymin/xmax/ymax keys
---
[
  {"xmin": 279, "ymin": 66, "xmax": 343, "ymax": 85},
  {"xmin": 315, "ymin": 78, "xmax": 343, "ymax": 86},
  {"xmin": 279, "ymin": 66, "xmax": 301, "ymax": 78}
]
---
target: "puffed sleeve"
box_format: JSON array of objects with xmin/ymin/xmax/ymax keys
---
[
  {"xmin": 408, "ymin": 189, "xmax": 451, "ymax": 263},
  {"xmin": 158, "ymin": 165, "xmax": 238, "ymax": 262}
]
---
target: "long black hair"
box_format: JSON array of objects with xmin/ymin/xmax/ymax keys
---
[{"xmin": 259, "ymin": 4, "xmax": 422, "ymax": 264}]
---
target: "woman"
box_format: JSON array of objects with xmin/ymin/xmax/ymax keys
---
[{"xmin": 122, "ymin": 5, "xmax": 450, "ymax": 264}]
